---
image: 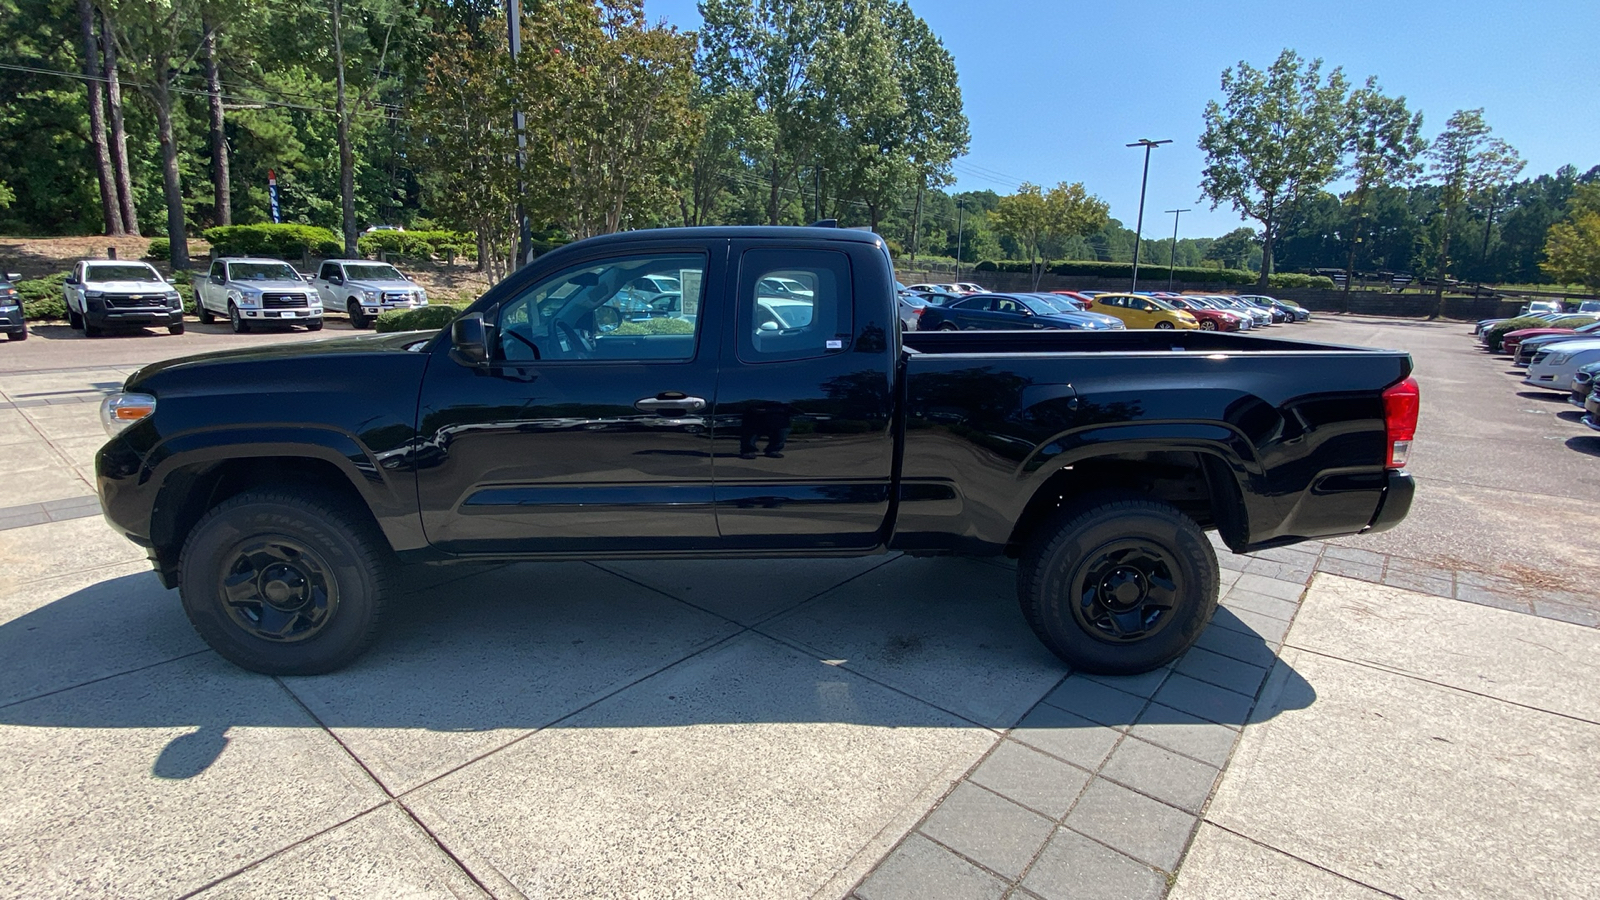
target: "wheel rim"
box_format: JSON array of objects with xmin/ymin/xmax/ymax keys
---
[
  {"xmin": 1200, "ymin": 320, "xmax": 1216, "ymax": 330},
  {"xmin": 218, "ymin": 536, "xmax": 340, "ymax": 642},
  {"xmin": 1156, "ymin": 321, "xmax": 1174, "ymax": 329},
  {"xmin": 230, "ymin": 305, "xmax": 241, "ymax": 329},
  {"xmin": 1069, "ymin": 539, "xmax": 1182, "ymax": 643}
]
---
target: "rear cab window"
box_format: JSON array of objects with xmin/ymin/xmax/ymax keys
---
[{"xmin": 737, "ymin": 249, "xmax": 854, "ymax": 363}]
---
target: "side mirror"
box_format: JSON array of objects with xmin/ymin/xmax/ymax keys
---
[
  {"xmin": 329, "ymin": 275, "xmax": 343, "ymax": 285},
  {"xmin": 451, "ymin": 313, "xmax": 489, "ymax": 365},
  {"xmin": 593, "ymin": 306, "xmax": 621, "ymax": 332},
  {"xmin": 211, "ymin": 274, "xmax": 225, "ymax": 285},
  {"xmin": 4, "ymin": 272, "xmax": 19, "ymax": 281},
  {"xmin": 66, "ymin": 275, "xmax": 80, "ymax": 285}
]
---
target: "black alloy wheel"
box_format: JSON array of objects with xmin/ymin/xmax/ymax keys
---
[
  {"xmin": 179, "ymin": 489, "xmax": 392, "ymax": 674},
  {"xmin": 348, "ymin": 300, "xmax": 369, "ymax": 329},
  {"xmin": 1018, "ymin": 496, "xmax": 1218, "ymax": 674}
]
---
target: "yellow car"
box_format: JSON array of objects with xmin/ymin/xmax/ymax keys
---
[{"xmin": 1088, "ymin": 293, "xmax": 1200, "ymax": 330}]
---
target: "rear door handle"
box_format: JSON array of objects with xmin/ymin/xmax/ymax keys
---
[{"xmin": 634, "ymin": 393, "xmax": 707, "ymax": 414}]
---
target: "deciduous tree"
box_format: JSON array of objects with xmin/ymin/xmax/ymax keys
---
[
  {"xmin": 1425, "ymin": 108, "xmax": 1521, "ymax": 315},
  {"xmin": 1339, "ymin": 78, "xmax": 1424, "ymax": 306},
  {"xmin": 991, "ymin": 182, "xmax": 1109, "ymax": 289},
  {"xmin": 1542, "ymin": 185, "xmax": 1600, "ymax": 289},
  {"xmin": 1199, "ymin": 49, "xmax": 1348, "ymax": 288}
]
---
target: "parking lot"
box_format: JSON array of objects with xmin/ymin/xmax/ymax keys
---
[{"xmin": 2, "ymin": 314, "xmax": 1597, "ymax": 899}]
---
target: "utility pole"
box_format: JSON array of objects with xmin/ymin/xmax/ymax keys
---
[
  {"xmin": 1126, "ymin": 138, "xmax": 1171, "ymax": 292},
  {"xmin": 954, "ymin": 199, "xmax": 965, "ymax": 281},
  {"xmin": 508, "ymin": 0, "xmax": 532, "ymax": 270},
  {"xmin": 1164, "ymin": 208, "xmax": 1189, "ymax": 291}
]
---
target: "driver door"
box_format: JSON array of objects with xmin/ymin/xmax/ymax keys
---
[{"xmin": 415, "ymin": 246, "xmax": 725, "ymax": 555}]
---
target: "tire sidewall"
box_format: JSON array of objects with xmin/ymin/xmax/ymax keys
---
[
  {"xmin": 1023, "ymin": 501, "xmax": 1219, "ymax": 674},
  {"xmin": 180, "ymin": 496, "xmax": 383, "ymax": 675}
]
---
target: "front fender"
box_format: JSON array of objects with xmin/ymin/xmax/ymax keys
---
[{"xmin": 139, "ymin": 425, "xmax": 423, "ymax": 552}]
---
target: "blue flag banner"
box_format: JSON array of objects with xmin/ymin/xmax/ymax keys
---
[{"xmin": 268, "ymin": 169, "xmax": 281, "ymax": 224}]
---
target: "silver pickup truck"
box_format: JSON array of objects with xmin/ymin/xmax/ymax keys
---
[
  {"xmin": 193, "ymin": 257, "xmax": 324, "ymax": 334},
  {"xmin": 310, "ymin": 260, "xmax": 428, "ymax": 329}
]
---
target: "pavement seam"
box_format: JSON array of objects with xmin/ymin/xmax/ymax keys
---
[
  {"xmin": 1199, "ymin": 822, "xmax": 1408, "ymax": 899},
  {"xmin": 268, "ymin": 675, "xmax": 504, "ymax": 899},
  {"xmin": 0, "ymin": 647, "xmax": 213, "ymax": 711},
  {"xmin": 1280, "ymin": 643, "xmax": 1600, "ymax": 729},
  {"xmin": 169, "ymin": 801, "xmax": 395, "ymax": 900}
]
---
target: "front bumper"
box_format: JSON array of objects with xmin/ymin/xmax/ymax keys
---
[
  {"xmin": 1364, "ymin": 470, "xmax": 1415, "ymax": 534},
  {"xmin": 1, "ymin": 305, "xmax": 23, "ymax": 333},
  {"xmin": 87, "ymin": 304, "xmax": 182, "ymax": 328},
  {"xmin": 1522, "ymin": 371, "xmax": 1570, "ymax": 391},
  {"xmin": 239, "ymin": 307, "xmax": 323, "ymax": 322}
]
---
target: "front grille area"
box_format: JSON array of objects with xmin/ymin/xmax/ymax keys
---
[
  {"xmin": 381, "ymin": 291, "xmax": 414, "ymax": 303},
  {"xmin": 263, "ymin": 292, "xmax": 310, "ymax": 309},
  {"xmin": 102, "ymin": 293, "xmax": 166, "ymax": 309}
]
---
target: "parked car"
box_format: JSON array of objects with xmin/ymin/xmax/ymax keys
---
[
  {"xmin": 1585, "ymin": 377, "xmax": 1600, "ymax": 432},
  {"xmin": 1516, "ymin": 324, "xmax": 1600, "ymax": 366},
  {"xmin": 1211, "ymin": 296, "xmax": 1273, "ymax": 327},
  {"xmin": 311, "ymin": 260, "xmax": 427, "ymax": 330},
  {"xmin": 1520, "ymin": 300, "xmax": 1563, "ymax": 315},
  {"xmin": 93, "ymin": 223, "xmax": 1417, "ymax": 676},
  {"xmin": 1478, "ymin": 313, "xmax": 1576, "ymax": 347},
  {"xmin": 1049, "ymin": 291, "xmax": 1092, "ymax": 310},
  {"xmin": 1577, "ymin": 300, "xmax": 1600, "ymax": 314},
  {"xmin": 919, "ymin": 293, "xmax": 1124, "ymax": 331},
  {"xmin": 196, "ymin": 257, "xmax": 324, "ymax": 333},
  {"xmin": 1504, "ymin": 320, "xmax": 1600, "ymax": 363},
  {"xmin": 953, "ymin": 282, "xmax": 987, "ymax": 294},
  {"xmin": 63, "ymin": 259, "xmax": 184, "ymax": 336},
  {"xmin": 1024, "ymin": 294, "xmax": 1126, "ymax": 328},
  {"xmin": 1257, "ymin": 296, "xmax": 1311, "ymax": 321},
  {"xmin": 896, "ymin": 291, "xmax": 926, "ymax": 331},
  {"xmin": 1087, "ymin": 293, "xmax": 1200, "ymax": 330},
  {"xmin": 1238, "ymin": 295, "xmax": 1292, "ymax": 324},
  {"xmin": 1, "ymin": 272, "xmax": 24, "ymax": 341},
  {"xmin": 1569, "ymin": 361, "xmax": 1600, "ymax": 409},
  {"xmin": 1165, "ymin": 296, "xmax": 1242, "ymax": 331},
  {"xmin": 1523, "ymin": 339, "xmax": 1600, "ymax": 392}
]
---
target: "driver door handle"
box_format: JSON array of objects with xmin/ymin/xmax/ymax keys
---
[{"xmin": 634, "ymin": 393, "xmax": 706, "ymax": 414}]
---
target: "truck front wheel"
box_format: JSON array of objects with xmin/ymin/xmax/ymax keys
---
[
  {"xmin": 178, "ymin": 489, "xmax": 392, "ymax": 675},
  {"xmin": 1017, "ymin": 497, "xmax": 1219, "ymax": 675}
]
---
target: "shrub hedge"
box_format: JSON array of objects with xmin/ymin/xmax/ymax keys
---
[
  {"xmin": 1267, "ymin": 273, "xmax": 1338, "ymax": 289},
  {"xmin": 202, "ymin": 223, "xmax": 342, "ymax": 259},
  {"xmin": 144, "ymin": 237, "xmax": 169, "ymax": 260},
  {"xmin": 374, "ymin": 304, "xmax": 461, "ymax": 333},
  {"xmin": 963, "ymin": 260, "xmax": 1335, "ymax": 290},
  {"xmin": 1482, "ymin": 315, "xmax": 1567, "ymax": 352},
  {"xmin": 17, "ymin": 273, "xmax": 68, "ymax": 320},
  {"xmin": 357, "ymin": 229, "xmax": 477, "ymax": 261}
]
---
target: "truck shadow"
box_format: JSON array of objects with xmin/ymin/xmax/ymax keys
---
[{"xmin": 0, "ymin": 558, "xmax": 1313, "ymax": 780}]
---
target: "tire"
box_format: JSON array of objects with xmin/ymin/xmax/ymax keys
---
[
  {"xmin": 938, "ymin": 322, "xmax": 959, "ymax": 331},
  {"xmin": 84, "ymin": 318, "xmax": 102, "ymax": 337},
  {"xmin": 1017, "ymin": 497, "xmax": 1219, "ymax": 675},
  {"xmin": 168, "ymin": 321, "xmax": 185, "ymax": 335},
  {"xmin": 1155, "ymin": 321, "xmax": 1175, "ymax": 330},
  {"xmin": 6, "ymin": 328, "xmax": 26, "ymax": 341},
  {"xmin": 307, "ymin": 318, "xmax": 324, "ymax": 331},
  {"xmin": 1198, "ymin": 320, "xmax": 1217, "ymax": 331},
  {"xmin": 178, "ymin": 489, "xmax": 393, "ymax": 675},
  {"xmin": 197, "ymin": 297, "xmax": 214, "ymax": 324},
  {"xmin": 348, "ymin": 300, "xmax": 369, "ymax": 330},
  {"xmin": 229, "ymin": 301, "xmax": 249, "ymax": 334}
]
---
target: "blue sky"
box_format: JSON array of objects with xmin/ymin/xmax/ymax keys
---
[{"xmin": 643, "ymin": 0, "xmax": 1600, "ymax": 238}]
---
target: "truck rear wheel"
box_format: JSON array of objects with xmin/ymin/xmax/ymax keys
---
[
  {"xmin": 197, "ymin": 297, "xmax": 214, "ymax": 324},
  {"xmin": 178, "ymin": 489, "xmax": 392, "ymax": 675},
  {"xmin": 1017, "ymin": 497, "xmax": 1218, "ymax": 675}
]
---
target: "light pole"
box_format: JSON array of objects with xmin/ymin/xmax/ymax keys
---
[
  {"xmin": 508, "ymin": 0, "xmax": 532, "ymax": 270},
  {"xmin": 1126, "ymin": 138, "xmax": 1171, "ymax": 292},
  {"xmin": 1164, "ymin": 208, "xmax": 1190, "ymax": 291}
]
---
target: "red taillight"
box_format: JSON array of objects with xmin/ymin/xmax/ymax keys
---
[
  {"xmin": 913, "ymin": 307, "xmax": 925, "ymax": 316},
  {"xmin": 1382, "ymin": 376, "xmax": 1420, "ymax": 468}
]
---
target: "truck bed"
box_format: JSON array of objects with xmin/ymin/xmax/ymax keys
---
[{"xmin": 892, "ymin": 328, "xmax": 1413, "ymax": 555}]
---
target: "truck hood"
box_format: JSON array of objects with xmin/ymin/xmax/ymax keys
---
[
  {"xmin": 125, "ymin": 330, "xmax": 433, "ymax": 390},
  {"xmin": 229, "ymin": 279, "xmax": 313, "ymax": 293},
  {"xmin": 84, "ymin": 280, "xmax": 176, "ymax": 293},
  {"xmin": 343, "ymin": 279, "xmax": 421, "ymax": 292}
]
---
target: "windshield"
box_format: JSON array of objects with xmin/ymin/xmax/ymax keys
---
[
  {"xmin": 343, "ymin": 264, "xmax": 405, "ymax": 281},
  {"xmin": 1019, "ymin": 297, "xmax": 1060, "ymax": 316},
  {"xmin": 1149, "ymin": 298, "xmax": 1178, "ymax": 310},
  {"xmin": 229, "ymin": 262, "xmax": 300, "ymax": 281},
  {"xmin": 86, "ymin": 264, "xmax": 161, "ymax": 283},
  {"xmin": 1039, "ymin": 296, "xmax": 1080, "ymax": 313}
]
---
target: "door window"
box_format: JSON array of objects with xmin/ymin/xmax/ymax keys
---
[
  {"xmin": 738, "ymin": 250, "xmax": 853, "ymax": 363},
  {"xmin": 318, "ymin": 262, "xmax": 341, "ymax": 281},
  {"xmin": 495, "ymin": 253, "xmax": 706, "ymax": 363}
]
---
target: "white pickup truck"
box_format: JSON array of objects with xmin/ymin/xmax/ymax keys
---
[
  {"xmin": 62, "ymin": 259, "xmax": 185, "ymax": 337},
  {"xmin": 193, "ymin": 257, "xmax": 324, "ymax": 333},
  {"xmin": 309, "ymin": 260, "xmax": 428, "ymax": 329}
]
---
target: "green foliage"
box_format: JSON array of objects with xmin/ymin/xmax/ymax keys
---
[
  {"xmin": 16, "ymin": 273, "xmax": 69, "ymax": 320},
  {"xmin": 1484, "ymin": 316, "xmax": 1557, "ymax": 352},
  {"xmin": 1267, "ymin": 273, "xmax": 1337, "ymax": 289},
  {"xmin": 609, "ymin": 317, "xmax": 695, "ymax": 335},
  {"xmin": 203, "ymin": 224, "xmax": 342, "ymax": 259},
  {"xmin": 1200, "ymin": 49, "xmax": 1350, "ymax": 283},
  {"xmin": 989, "ymin": 182, "xmax": 1111, "ymax": 288},
  {"xmin": 374, "ymin": 304, "xmax": 462, "ymax": 333},
  {"xmin": 973, "ymin": 259, "xmax": 1256, "ymax": 284},
  {"xmin": 357, "ymin": 230, "xmax": 477, "ymax": 261},
  {"xmin": 1542, "ymin": 187, "xmax": 1600, "ymax": 289},
  {"xmin": 145, "ymin": 238, "xmax": 169, "ymax": 261}
]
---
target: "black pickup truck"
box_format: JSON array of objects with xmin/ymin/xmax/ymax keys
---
[{"xmin": 96, "ymin": 226, "xmax": 1417, "ymax": 676}]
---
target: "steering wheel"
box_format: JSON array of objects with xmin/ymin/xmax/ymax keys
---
[{"xmin": 550, "ymin": 320, "xmax": 594, "ymax": 359}]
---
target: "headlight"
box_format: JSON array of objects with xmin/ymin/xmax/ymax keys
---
[
  {"xmin": 1549, "ymin": 354, "xmax": 1570, "ymax": 365},
  {"xmin": 166, "ymin": 291, "xmax": 182, "ymax": 308},
  {"xmin": 364, "ymin": 290, "xmax": 379, "ymax": 301},
  {"xmin": 85, "ymin": 290, "xmax": 104, "ymax": 299},
  {"xmin": 100, "ymin": 392, "xmax": 156, "ymax": 437}
]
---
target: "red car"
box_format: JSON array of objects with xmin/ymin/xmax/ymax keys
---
[
  {"xmin": 1165, "ymin": 296, "xmax": 1243, "ymax": 331},
  {"xmin": 1503, "ymin": 323, "xmax": 1599, "ymax": 359},
  {"xmin": 1049, "ymin": 290, "xmax": 1091, "ymax": 311}
]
